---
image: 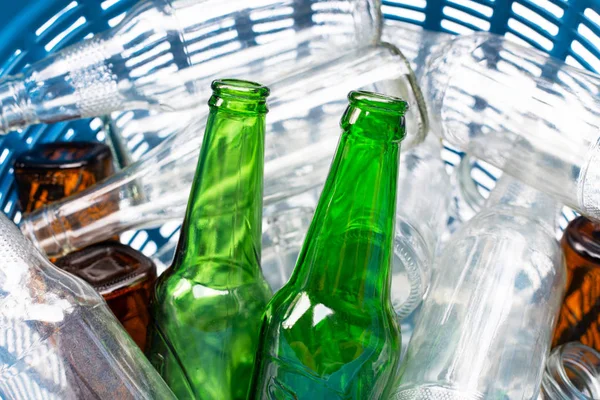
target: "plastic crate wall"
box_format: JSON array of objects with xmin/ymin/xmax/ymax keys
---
[{"xmin": 1, "ymin": 0, "xmax": 599, "ymax": 254}]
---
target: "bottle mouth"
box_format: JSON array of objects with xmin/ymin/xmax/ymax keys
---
[
  {"xmin": 211, "ymin": 79, "xmax": 270, "ymax": 100},
  {"xmin": 348, "ymin": 90, "xmax": 409, "ymax": 116},
  {"xmin": 545, "ymin": 342, "xmax": 600, "ymax": 399}
]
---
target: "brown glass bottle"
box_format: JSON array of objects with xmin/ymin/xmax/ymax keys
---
[
  {"xmin": 56, "ymin": 242, "xmax": 157, "ymax": 350},
  {"xmin": 14, "ymin": 141, "xmax": 114, "ymax": 213},
  {"xmin": 553, "ymin": 216, "xmax": 600, "ymax": 351}
]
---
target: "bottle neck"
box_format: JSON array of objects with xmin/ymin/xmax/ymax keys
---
[
  {"xmin": 542, "ymin": 342, "xmax": 600, "ymax": 399},
  {"xmin": 0, "ymin": 76, "xmax": 37, "ymax": 134},
  {"xmin": 292, "ymin": 112, "xmax": 401, "ymax": 306},
  {"xmin": 172, "ymin": 104, "xmax": 266, "ymax": 279}
]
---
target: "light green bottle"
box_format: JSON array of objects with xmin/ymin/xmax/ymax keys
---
[
  {"xmin": 146, "ymin": 79, "xmax": 272, "ymax": 400},
  {"xmin": 248, "ymin": 91, "xmax": 407, "ymax": 400}
]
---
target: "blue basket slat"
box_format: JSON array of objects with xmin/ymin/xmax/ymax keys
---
[
  {"xmin": 33, "ymin": 3, "xmax": 84, "ymax": 45},
  {"xmin": 0, "ymin": 50, "xmax": 27, "ymax": 76},
  {"xmin": 506, "ymin": 24, "xmax": 554, "ymax": 52},
  {"xmin": 517, "ymin": 1, "xmax": 565, "ymax": 26},
  {"xmin": 580, "ymin": 10, "xmax": 600, "ymax": 41},
  {"xmin": 385, "ymin": 12, "xmax": 427, "ymax": 27},
  {"xmin": 94, "ymin": 1, "xmax": 137, "ymax": 33},
  {"xmin": 383, "ymin": 1, "xmax": 427, "ymax": 14},
  {"xmin": 441, "ymin": 13, "xmax": 487, "ymax": 33},
  {"xmin": 488, "ymin": 0, "xmax": 514, "ymax": 34},
  {"xmin": 422, "ymin": 0, "xmax": 446, "ymax": 31},
  {"xmin": 568, "ymin": 47, "xmax": 598, "ymax": 72},
  {"xmin": 509, "ymin": 14, "xmax": 556, "ymax": 45},
  {"xmin": 573, "ymin": 35, "xmax": 600, "ymax": 70},
  {"xmin": 441, "ymin": 2, "xmax": 491, "ymax": 25}
]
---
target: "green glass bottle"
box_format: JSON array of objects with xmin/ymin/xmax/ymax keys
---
[
  {"xmin": 146, "ymin": 79, "xmax": 272, "ymax": 400},
  {"xmin": 248, "ymin": 91, "xmax": 407, "ymax": 400}
]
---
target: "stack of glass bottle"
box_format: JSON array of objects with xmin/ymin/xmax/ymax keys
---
[{"xmin": 2, "ymin": 1, "xmax": 600, "ymax": 399}]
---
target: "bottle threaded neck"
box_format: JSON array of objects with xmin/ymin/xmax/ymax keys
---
[
  {"xmin": 542, "ymin": 342, "xmax": 600, "ymax": 399},
  {"xmin": 209, "ymin": 79, "xmax": 269, "ymax": 114}
]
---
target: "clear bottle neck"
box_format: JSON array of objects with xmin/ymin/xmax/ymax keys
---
[{"xmin": 541, "ymin": 343, "xmax": 600, "ymax": 400}]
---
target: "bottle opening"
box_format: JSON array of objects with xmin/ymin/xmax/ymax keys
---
[
  {"xmin": 211, "ymin": 79, "xmax": 270, "ymax": 100},
  {"xmin": 561, "ymin": 343, "xmax": 600, "ymax": 398},
  {"xmin": 545, "ymin": 342, "xmax": 600, "ymax": 399},
  {"xmin": 348, "ymin": 90, "xmax": 409, "ymax": 116}
]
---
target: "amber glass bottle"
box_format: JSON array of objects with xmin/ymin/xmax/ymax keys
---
[
  {"xmin": 14, "ymin": 141, "xmax": 154, "ymax": 350},
  {"xmin": 553, "ymin": 216, "xmax": 600, "ymax": 351},
  {"xmin": 14, "ymin": 141, "xmax": 114, "ymax": 213},
  {"xmin": 56, "ymin": 241, "xmax": 157, "ymax": 350}
]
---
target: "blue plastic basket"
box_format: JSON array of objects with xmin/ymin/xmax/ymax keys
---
[{"xmin": 0, "ymin": 0, "xmax": 597, "ymax": 254}]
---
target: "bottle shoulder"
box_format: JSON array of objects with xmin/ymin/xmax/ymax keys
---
[{"xmin": 563, "ymin": 216, "xmax": 600, "ymax": 265}]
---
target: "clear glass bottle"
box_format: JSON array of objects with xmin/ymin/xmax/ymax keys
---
[
  {"xmin": 553, "ymin": 216, "xmax": 600, "ymax": 352},
  {"xmin": 55, "ymin": 241, "xmax": 157, "ymax": 351},
  {"xmin": 392, "ymin": 134, "xmax": 451, "ymax": 319},
  {"xmin": 540, "ymin": 342, "xmax": 600, "ymax": 400},
  {"xmin": 0, "ymin": 0, "xmax": 381, "ymax": 135},
  {"xmin": 393, "ymin": 175, "xmax": 566, "ymax": 400},
  {"xmin": 0, "ymin": 212, "xmax": 175, "ymax": 399},
  {"xmin": 424, "ymin": 33, "xmax": 600, "ymax": 220},
  {"xmin": 261, "ymin": 204, "xmax": 316, "ymax": 293},
  {"xmin": 19, "ymin": 44, "xmax": 427, "ymax": 258},
  {"xmin": 13, "ymin": 141, "xmax": 115, "ymax": 213}
]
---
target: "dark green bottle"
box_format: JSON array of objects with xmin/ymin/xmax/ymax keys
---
[
  {"xmin": 248, "ymin": 91, "xmax": 407, "ymax": 400},
  {"xmin": 146, "ymin": 79, "xmax": 272, "ymax": 399}
]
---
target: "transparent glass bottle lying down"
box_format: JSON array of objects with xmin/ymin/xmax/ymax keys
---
[
  {"xmin": 0, "ymin": 212, "xmax": 176, "ymax": 400},
  {"xmin": 424, "ymin": 33, "xmax": 600, "ymax": 220},
  {"xmin": 0, "ymin": 0, "xmax": 381, "ymax": 135}
]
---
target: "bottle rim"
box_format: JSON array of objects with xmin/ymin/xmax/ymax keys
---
[
  {"xmin": 211, "ymin": 79, "xmax": 270, "ymax": 100},
  {"xmin": 348, "ymin": 90, "xmax": 409, "ymax": 115},
  {"xmin": 543, "ymin": 342, "xmax": 600, "ymax": 400}
]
